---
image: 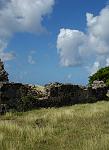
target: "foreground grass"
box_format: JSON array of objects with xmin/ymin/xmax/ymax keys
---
[{"xmin": 0, "ymin": 101, "xmax": 109, "ymax": 150}]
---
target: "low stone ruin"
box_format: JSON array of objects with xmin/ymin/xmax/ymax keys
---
[
  {"xmin": 27, "ymin": 84, "xmax": 46, "ymax": 98},
  {"xmin": 45, "ymin": 82, "xmax": 108, "ymax": 105},
  {"xmin": 0, "ymin": 83, "xmax": 29, "ymax": 109},
  {"xmin": 0, "ymin": 58, "xmax": 109, "ymax": 112},
  {"xmin": 0, "ymin": 59, "xmax": 29, "ymax": 112}
]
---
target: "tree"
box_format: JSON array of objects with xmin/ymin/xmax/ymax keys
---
[
  {"xmin": 89, "ymin": 66, "xmax": 109, "ymax": 87},
  {"xmin": 0, "ymin": 59, "xmax": 9, "ymax": 82}
]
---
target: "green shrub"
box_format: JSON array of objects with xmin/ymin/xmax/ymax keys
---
[
  {"xmin": 89, "ymin": 66, "xmax": 109, "ymax": 86},
  {"xmin": 16, "ymin": 95, "xmax": 39, "ymax": 111}
]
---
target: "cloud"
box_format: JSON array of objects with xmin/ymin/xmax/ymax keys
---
[
  {"xmin": 0, "ymin": 52, "xmax": 15, "ymax": 61},
  {"xmin": 57, "ymin": 5, "xmax": 109, "ymax": 73},
  {"xmin": 28, "ymin": 55, "xmax": 36, "ymax": 65},
  {"xmin": 88, "ymin": 62, "xmax": 100, "ymax": 75},
  {"xmin": 0, "ymin": 40, "xmax": 15, "ymax": 61},
  {"xmin": 57, "ymin": 29, "xmax": 86, "ymax": 66},
  {"xmin": 106, "ymin": 58, "xmax": 109, "ymax": 66},
  {"xmin": 86, "ymin": 6, "xmax": 109, "ymax": 54},
  {"xmin": 0, "ymin": 0, "xmax": 11, "ymax": 9},
  {"xmin": 67, "ymin": 74, "xmax": 72, "ymax": 80},
  {"xmin": 0, "ymin": 0, "xmax": 55, "ymax": 61}
]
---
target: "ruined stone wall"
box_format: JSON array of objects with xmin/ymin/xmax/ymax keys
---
[
  {"xmin": 0, "ymin": 81, "xmax": 108, "ymax": 111},
  {"xmin": 46, "ymin": 84, "xmax": 108, "ymax": 105},
  {"xmin": 0, "ymin": 83, "xmax": 28, "ymax": 109},
  {"xmin": 87, "ymin": 87, "xmax": 108, "ymax": 101}
]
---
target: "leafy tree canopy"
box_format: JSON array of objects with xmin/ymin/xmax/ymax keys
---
[{"xmin": 89, "ymin": 66, "xmax": 109, "ymax": 86}]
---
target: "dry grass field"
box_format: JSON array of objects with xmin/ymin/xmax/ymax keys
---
[{"xmin": 0, "ymin": 101, "xmax": 109, "ymax": 150}]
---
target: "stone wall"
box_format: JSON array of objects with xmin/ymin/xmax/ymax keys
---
[
  {"xmin": 0, "ymin": 59, "xmax": 108, "ymax": 111},
  {"xmin": 45, "ymin": 83, "xmax": 108, "ymax": 105},
  {"xmin": 0, "ymin": 81, "xmax": 108, "ymax": 111},
  {"xmin": 0, "ymin": 82, "xmax": 28, "ymax": 109}
]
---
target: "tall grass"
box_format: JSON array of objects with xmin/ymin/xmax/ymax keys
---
[{"xmin": 0, "ymin": 101, "xmax": 109, "ymax": 150}]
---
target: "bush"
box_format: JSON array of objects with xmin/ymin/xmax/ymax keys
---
[
  {"xmin": 89, "ymin": 66, "xmax": 109, "ymax": 86},
  {"xmin": 16, "ymin": 95, "xmax": 39, "ymax": 111}
]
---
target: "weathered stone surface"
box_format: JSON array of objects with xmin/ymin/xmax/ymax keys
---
[
  {"xmin": 0, "ymin": 83, "xmax": 28, "ymax": 109},
  {"xmin": 45, "ymin": 82, "xmax": 108, "ymax": 105},
  {"xmin": 27, "ymin": 84, "xmax": 46, "ymax": 98},
  {"xmin": 91, "ymin": 80, "xmax": 106, "ymax": 89}
]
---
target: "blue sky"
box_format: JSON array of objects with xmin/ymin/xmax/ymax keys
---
[{"xmin": 0, "ymin": 0, "xmax": 109, "ymax": 85}]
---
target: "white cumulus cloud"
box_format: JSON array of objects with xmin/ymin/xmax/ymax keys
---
[
  {"xmin": 57, "ymin": 29, "xmax": 86, "ymax": 66},
  {"xmin": 57, "ymin": 5, "xmax": 109, "ymax": 74},
  {"xmin": 0, "ymin": 0, "xmax": 55, "ymax": 61}
]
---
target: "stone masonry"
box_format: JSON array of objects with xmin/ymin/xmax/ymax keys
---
[
  {"xmin": 45, "ymin": 82, "xmax": 108, "ymax": 105},
  {"xmin": 0, "ymin": 59, "xmax": 108, "ymax": 111}
]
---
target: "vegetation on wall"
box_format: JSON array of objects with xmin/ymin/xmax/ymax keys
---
[{"xmin": 16, "ymin": 95, "xmax": 39, "ymax": 112}]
